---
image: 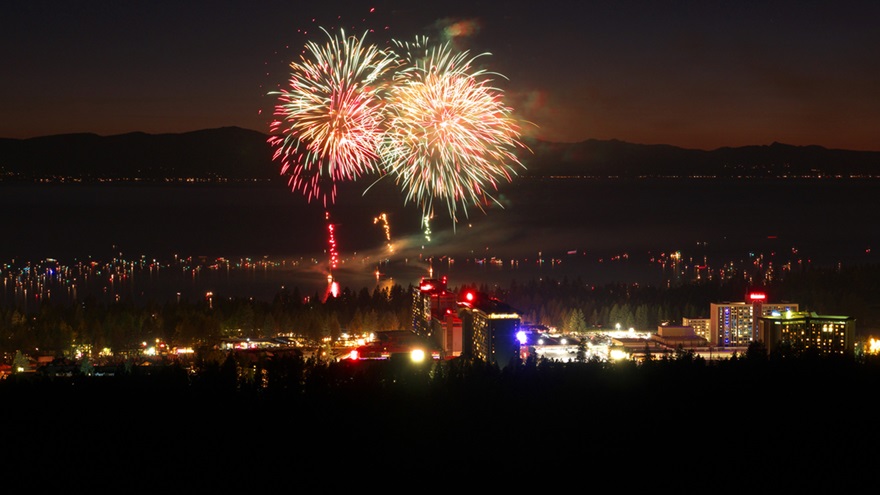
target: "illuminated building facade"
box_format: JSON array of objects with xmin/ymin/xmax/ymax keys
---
[
  {"xmin": 439, "ymin": 313, "xmax": 464, "ymax": 358},
  {"xmin": 709, "ymin": 293, "xmax": 798, "ymax": 347},
  {"xmin": 457, "ymin": 289, "xmax": 522, "ymax": 368},
  {"xmin": 411, "ymin": 278, "xmax": 523, "ymax": 364},
  {"xmin": 411, "ymin": 276, "xmax": 457, "ymax": 340},
  {"xmin": 652, "ymin": 325, "xmax": 709, "ymax": 349},
  {"xmin": 757, "ymin": 312, "xmax": 855, "ymax": 356},
  {"xmin": 682, "ymin": 317, "xmax": 710, "ymax": 342},
  {"xmin": 411, "ymin": 277, "xmax": 460, "ymax": 356}
]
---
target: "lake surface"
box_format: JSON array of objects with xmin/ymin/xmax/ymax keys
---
[{"xmin": 2, "ymin": 177, "xmax": 879, "ymax": 305}]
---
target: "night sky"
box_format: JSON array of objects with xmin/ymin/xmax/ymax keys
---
[{"xmin": 3, "ymin": 0, "xmax": 878, "ymax": 151}]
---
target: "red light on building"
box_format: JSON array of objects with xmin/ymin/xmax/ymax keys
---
[{"xmin": 749, "ymin": 292, "xmax": 766, "ymax": 301}]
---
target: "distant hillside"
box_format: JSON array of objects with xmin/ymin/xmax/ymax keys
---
[
  {"xmin": 521, "ymin": 138, "xmax": 880, "ymax": 178},
  {"xmin": 0, "ymin": 127, "xmax": 277, "ymax": 181},
  {"xmin": 1, "ymin": 127, "xmax": 878, "ymax": 181}
]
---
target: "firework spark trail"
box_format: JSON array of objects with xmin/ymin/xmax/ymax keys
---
[
  {"xmin": 373, "ymin": 212, "xmax": 394, "ymax": 254},
  {"xmin": 326, "ymin": 211, "xmax": 339, "ymax": 272},
  {"xmin": 324, "ymin": 210, "xmax": 340, "ymax": 300},
  {"xmin": 268, "ymin": 27, "xmax": 398, "ymax": 207},
  {"xmin": 422, "ymin": 213, "xmax": 432, "ymax": 244},
  {"xmin": 377, "ymin": 37, "xmax": 528, "ymax": 227}
]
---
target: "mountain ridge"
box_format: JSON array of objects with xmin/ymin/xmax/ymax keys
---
[{"xmin": 1, "ymin": 126, "xmax": 878, "ymax": 181}]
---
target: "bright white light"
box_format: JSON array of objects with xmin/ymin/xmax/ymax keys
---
[
  {"xmin": 410, "ymin": 349, "xmax": 426, "ymax": 362},
  {"xmin": 609, "ymin": 349, "xmax": 629, "ymax": 361}
]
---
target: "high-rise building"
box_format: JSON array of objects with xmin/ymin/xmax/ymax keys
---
[
  {"xmin": 411, "ymin": 278, "xmax": 522, "ymax": 365},
  {"xmin": 709, "ymin": 292, "xmax": 798, "ymax": 347},
  {"xmin": 757, "ymin": 311, "xmax": 856, "ymax": 356},
  {"xmin": 411, "ymin": 276, "xmax": 458, "ymax": 354},
  {"xmin": 457, "ymin": 288, "xmax": 522, "ymax": 368}
]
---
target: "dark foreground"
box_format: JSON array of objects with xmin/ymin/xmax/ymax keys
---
[{"xmin": 2, "ymin": 353, "xmax": 879, "ymax": 490}]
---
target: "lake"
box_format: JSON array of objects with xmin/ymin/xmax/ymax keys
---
[{"xmin": 2, "ymin": 177, "xmax": 879, "ymax": 306}]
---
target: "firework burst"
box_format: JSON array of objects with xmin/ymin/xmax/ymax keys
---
[
  {"xmin": 377, "ymin": 37, "xmax": 528, "ymax": 226},
  {"xmin": 268, "ymin": 28, "xmax": 398, "ymax": 207}
]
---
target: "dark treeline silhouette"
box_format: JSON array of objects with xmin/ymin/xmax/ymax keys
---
[
  {"xmin": 3, "ymin": 263, "xmax": 880, "ymax": 358},
  {"xmin": 3, "ymin": 342, "xmax": 879, "ymax": 485},
  {"xmin": 6, "ymin": 343, "xmax": 880, "ymax": 419},
  {"xmin": 4, "ymin": 261, "xmax": 880, "ymax": 481},
  {"xmin": 3, "ymin": 270, "xmax": 879, "ymax": 488},
  {"xmin": 0, "ymin": 284, "xmax": 414, "ymax": 357},
  {"xmin": 496, "ymin": 262, "xmax": 880, "ymax": 332}
]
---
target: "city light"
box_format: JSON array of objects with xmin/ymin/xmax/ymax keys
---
[
  {"xmin": 410, "ymin": 349, "xmax": 426, "ymax": 362},
  {"xmin": 609, "ymin": 348, "xmax": 629, "ymax": 361}
]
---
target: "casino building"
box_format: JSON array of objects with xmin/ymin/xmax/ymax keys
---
[
  {"xmin": 411, "ymin": 277, "xmax": 522, "ymax": 367},
  {"xmin": 411, "ymin": 276, "xmax": 459, "ymax": 353},
  {"xmin": 709, "ymin": 292, "xmax": 799, "ymax": 348}
]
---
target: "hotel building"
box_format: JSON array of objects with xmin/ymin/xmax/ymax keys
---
[
  {"xmin": 411, "ymin": 277, "xmax": 523, "ymax": 365},
  {"xmin": 457, "ymin": 288, "xmax": 522, "ymax": 367},
  {"xmin": 757, "ymin": 311, "xmax": 856, "ymax": 356},
  {"xmin": 682, "ymin": 317, "xmax": 710, "ymax": 342},
  {"xmin": 411, "ymin": 277, "xmax": 459, "ymax": 355},
  {"xmin": 709, "ymin": 293, "xmax": 798, "ymax": 348}
]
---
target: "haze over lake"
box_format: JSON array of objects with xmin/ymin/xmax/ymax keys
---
[{"xmin": 3, "ymin": 177, "xmax": 879, "ymax": 303}]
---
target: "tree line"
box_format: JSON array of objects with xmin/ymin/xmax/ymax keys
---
[{"xmin": 2, "ymin": 262, "xmax": 880, "ymax": 360}]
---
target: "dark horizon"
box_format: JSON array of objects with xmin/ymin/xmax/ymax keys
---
[
  {"xmin": 6, "ymin": 124, "xmax": 880, "ymax": 153},
  {"xmin": 3, "ymin": 127, "xmax": 879, "ymax": 186}
]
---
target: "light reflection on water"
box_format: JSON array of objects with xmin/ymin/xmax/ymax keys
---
[
  {"xmin": 4, "ymin": 178, "xmax": 880, "ymax": 309},
  {"xmin": 2, "ymin": 251, "xmax": 668, "ymax": 309}
]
